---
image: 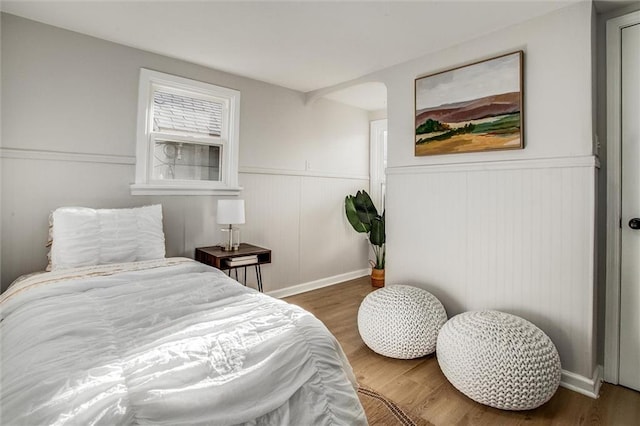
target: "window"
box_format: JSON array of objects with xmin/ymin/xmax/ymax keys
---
[{"xmin": 131, "ymin": 69, "xmax": 241, "ymax": 195}]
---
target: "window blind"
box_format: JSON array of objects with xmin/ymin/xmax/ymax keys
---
[{"xmin": 153, "ymin": 90, "xmax": 223, "ymax": 137}]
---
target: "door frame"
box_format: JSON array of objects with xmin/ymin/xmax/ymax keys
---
[
  {"xmin": 369, "ymin": 118, "xmax": 387, "ymax": 212},
  {"xmin": 604, "ymin": 10, "xmax": 640, "ymax": 385}
]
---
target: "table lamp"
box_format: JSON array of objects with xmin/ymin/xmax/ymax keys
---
[{"xmin": 217, "ymin": 199, "xmax": 245, "ymax": 251}]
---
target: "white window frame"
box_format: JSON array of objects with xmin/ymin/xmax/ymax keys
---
[{"xmin": 131, "ymin": 69, "xmax": 241, "ymax": 195}]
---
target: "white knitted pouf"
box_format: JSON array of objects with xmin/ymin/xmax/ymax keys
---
[
  {"xmin": 436, "ymin": 310, "xmax": 561, "ymax": 410},
  {"xmin": 357, "ymin": 285, "xmax": 447, "ymax": 359}
]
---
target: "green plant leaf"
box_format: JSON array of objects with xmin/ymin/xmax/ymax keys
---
[
  {"xmin": 354, "ymin": 190, "xmax": 378, "ymax": 226},
  {"xmin": 345, "ymin": 195, "xmax": 369, "ymax": 233},
  {"xmin": 345, "ymin": 190, "xmax": 386, "ymax": 269},
  {"xmin": 370, "ymin": 216, "xmax": 385, "ymax": 247}
]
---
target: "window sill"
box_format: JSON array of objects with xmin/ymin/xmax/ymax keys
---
[{"xmin": 130, "ymin": 183, "xmax": 242, "ymax": 196}]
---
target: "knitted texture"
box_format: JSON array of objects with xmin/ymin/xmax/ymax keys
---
[
  {"xmin": 436, "ymin": 310, "xmax": 561, "ymax": 410},
  {"xmin": 357, "ymin": 285, "xmax": 447, "ymax": 359}
]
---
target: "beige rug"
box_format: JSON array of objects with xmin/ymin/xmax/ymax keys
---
[{"xmin": 357, "ymin": 386, "xmax": 432, "ymax": 426}]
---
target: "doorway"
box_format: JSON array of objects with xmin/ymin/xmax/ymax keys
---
[{"xmin": 319, "ymin": 81, "xmax": 388, "ymax": 210}]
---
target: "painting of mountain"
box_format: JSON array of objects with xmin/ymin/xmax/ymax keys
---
[{"xmin": 414, "ymin": 51, "xmax": 523, "ymax": 156}]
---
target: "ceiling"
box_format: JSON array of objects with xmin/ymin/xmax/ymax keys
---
[
  {"xmin": 2, "ymin": 1, "xmax": 588, "ymax": 110},
  {"xmin": 593, "ymin": 0, "xmax": 639, "ymax": 12}
]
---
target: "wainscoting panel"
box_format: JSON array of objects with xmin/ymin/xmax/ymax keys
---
[
  {"xmin": 0, "ymin": 158, "xmax": 143, "ymax": 286},
  {"xmin": 385, "ymin": 171, "xmax": 469, "ymax": 315},
  {"xmin": 0, "ymin": 152, "xmax": 369, "ymax": 294},
  {"xmin": 237, "ymin": 173, "xmax": 303, "ymax": 292},
  {"xmin": 386, "ymin": 157, "xmax": 596, "ymax": 380},
  {"xmin": 239, "ymin": 173, "xmax": 369, "ymax": 292},
  {"xmin": 299, "ymin": 176, "xmax": 370, "ymax": 284}
]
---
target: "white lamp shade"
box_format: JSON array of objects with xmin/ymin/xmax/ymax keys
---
[{"xmin": 217, "ymin": 200, "xmax": 245, "ymax": 225}]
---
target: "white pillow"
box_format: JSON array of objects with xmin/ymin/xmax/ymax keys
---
[{"xmin": 49, "ymin": 205, "xmax": 165, "ymax": 271}]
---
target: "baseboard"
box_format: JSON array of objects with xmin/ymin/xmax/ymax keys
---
[
  {"xmin": 560, "ymin": 365, "xmax": 603, "ymax": 399},
  {"xmin": 267, "ymin": 269, "xmax": 369, "ymax": 299}
]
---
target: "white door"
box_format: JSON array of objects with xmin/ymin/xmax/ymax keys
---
[{"xmin": 619, "ymin": 22, "xmax": 640, "ymax": 392}]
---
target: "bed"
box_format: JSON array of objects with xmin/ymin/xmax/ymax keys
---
[{"xmin": 0, "ymin": 206, "xmax": 366, "ymax": 425}]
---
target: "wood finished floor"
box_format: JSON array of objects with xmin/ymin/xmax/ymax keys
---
[{"xmin": 285, "ymin": 277, "xmax": 640, "ymax": 426}]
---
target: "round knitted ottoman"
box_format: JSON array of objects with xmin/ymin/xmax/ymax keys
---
[
  {"xmin": 436, "ymin": 310, "xmax": 561, "ymax": 410},
  {"xmin": 357, "ymin": 285, "xmax": 447, "ymax": 359}
]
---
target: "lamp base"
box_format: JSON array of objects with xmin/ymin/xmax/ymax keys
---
[{"xmin": 220, "ymin": 227, "xmax": 241, "ymax": 251}]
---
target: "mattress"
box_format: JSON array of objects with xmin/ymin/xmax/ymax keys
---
[{"xmin": 0, "ymin": 258, "xmax": 366, "ymax": 425}]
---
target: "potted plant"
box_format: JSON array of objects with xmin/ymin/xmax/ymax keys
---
[{"xmin": 344, "ymin": 190, "xmax": 385, "ymax": 287}]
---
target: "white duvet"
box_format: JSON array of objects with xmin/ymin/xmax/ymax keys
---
[{"xmin": 0, "ymin": 258, "xmax": 366, "ymax": 425}]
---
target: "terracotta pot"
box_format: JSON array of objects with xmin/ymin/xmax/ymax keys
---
[{"xmin": 371, "ymin": 268, "xmax": 385, "ymax": 288}]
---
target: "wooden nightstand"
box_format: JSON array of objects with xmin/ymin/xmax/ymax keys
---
[{"xmin": 195, "ymin": 243, "xmax": 271, "ymax": 292}]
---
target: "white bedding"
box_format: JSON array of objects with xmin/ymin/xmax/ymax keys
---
[{"xmin": 0, "ymin": 258, "xmax": 366, "ymax": 425}]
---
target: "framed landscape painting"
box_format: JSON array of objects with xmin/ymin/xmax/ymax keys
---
[{"xmin": 415, "ymin": 51, "xmax": 523, "ymax": 156}]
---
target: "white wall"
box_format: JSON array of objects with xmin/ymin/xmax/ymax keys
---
[
  {"xmin": 379, "ymin": 2, "xmax": 595, "ymax": 169},
  {"xmin": 323, "ymin": 2, "xmax": 599, "ymax": 394},
  {"xmin": 0, "ymin": 13, "xmax": 370, "ymax": 292}
]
